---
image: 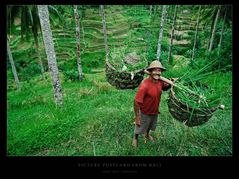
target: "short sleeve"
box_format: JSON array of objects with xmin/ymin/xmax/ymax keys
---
[{"xmin": 135, "ymin": 83, "xmax": 147, "ymax": 104}]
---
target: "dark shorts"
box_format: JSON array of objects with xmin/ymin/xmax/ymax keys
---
[{"xmin": 134, "ymin": 110, "xmax": 158, "ymax": 135}]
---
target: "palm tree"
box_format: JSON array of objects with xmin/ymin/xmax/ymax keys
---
[
  {"xmin": 28, "ymin": 6, "xmax": 46, "ymax": 80},
  {"xmin": 218, "ymin": 8, "xmax": 227, "ymax": 50},
  {"xmin": 7, "ymin": 5, "xmax": 63, "ymax": 80},
  {"xmin": 192, "ymin": 5, "xmax": 201, "ymax": 62},
  {"xmin": 7, "ymin": 38, "xmax": 20, "ymax": 90},
  {"xmin": 149, "ymin": 5, "xmax": 153, "ymax": 16},
  {"xmin": 156, "ymin": 5, "xmax": 167, "ymax": 61},
  {"xmin": 38, "ymin": 5, "xmax": 63, "ymax": 106},
  {"xmin": 209, "ymin": 5, "xmax": 221, "ymax": 51},
  {"xmin": 200, "ymin": 5, "xmax": 230, "ymax": 51},
  {"xmin": 199, "ymin": 5, "xmax": 219, "ymax": 50},
  {"xmin": 7, "ymin": 5, "xmax": 45, "ymax": 80},
  {"xmin": 100, "ymin": 5, "xmax": 109, "ymax": 61},
  {"xmin": 167, "ymin": 5, "xmax": 172, "ymax": 23},
  {"xmin": 168, "ymin": 5, "xmax": 178, "ymax": 64},
  {"xmin": 73, "ymin": 5, "xmax": 84, "ymax": 81},
  {"xmin": 153, "ymin": 5, "xmax": 157, "ymax": 15}
]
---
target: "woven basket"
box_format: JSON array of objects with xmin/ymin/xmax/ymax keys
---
[
  {"xmin": 167, "ymin": 85, "xmax": 218, "ymax": 127},
  {"xmin": 105, "ymin": 61, "xmax": 145, "ymax": 89}
]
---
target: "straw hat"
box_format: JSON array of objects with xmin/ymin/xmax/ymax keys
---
[{"xmin": 146, "ymin": 60, "xmax": 166, "ymax": 71}]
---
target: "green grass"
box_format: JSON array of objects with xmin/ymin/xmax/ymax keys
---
[{"xmin": 7, "ymin": 68, "xmax": 232, "ymax": 156}]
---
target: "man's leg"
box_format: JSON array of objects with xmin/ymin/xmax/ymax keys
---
[
  {"xmin": 145, "ymin": 128, "xmax": 156, "ymax": 143},
  {"xmin": 145, "ymin": 115, "xmax": 157, "ymax": 143},
  {"xmin": 145, "ymin": 128, "xmax": 151, "ymax": 140},
  {"xmin": 132, "ymin": 134, "xmax": 138, "ymax": 147},
  {"xmin": 146, "ymin": 128, "xmax": 150, "ymax": 136}
]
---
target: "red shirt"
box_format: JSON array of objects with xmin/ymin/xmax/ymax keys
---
[{"xmin": 135, "ymin": 77, "xmax": 170, "ymax": 115}]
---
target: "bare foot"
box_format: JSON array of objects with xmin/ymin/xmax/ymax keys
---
[{"xmin": 145, "ymin": 134, "xmax": 156, "ymax": 143}]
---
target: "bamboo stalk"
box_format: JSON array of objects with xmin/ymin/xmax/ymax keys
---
[
  {"xmin": 159, "ymin": 76, "xmax": 174, "ymax": 85},
  {"xmin": 145, "ymin": 69, "xmax": 222, "ymax": 108}
]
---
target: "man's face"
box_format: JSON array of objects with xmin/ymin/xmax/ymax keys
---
[{"xmin": 150, "ymin": 68, "xmax": 162, "ymax": 80}]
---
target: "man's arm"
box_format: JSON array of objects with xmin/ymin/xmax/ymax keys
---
[
  {"xmin": 162, "ymin": 78, "xmax": 178, "ymax": 91},
  {"xmin": 134, "ymin": 99, "xmax": 141, "ymax": 126},
  {"xmin": 134, "ymin": 82, "xmax": 146, "ymax": 127},
  {"xmin": 162, "ymin": 83, "xmax": 171, "ymax": 91}
]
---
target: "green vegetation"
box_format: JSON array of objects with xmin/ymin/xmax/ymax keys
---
[
  {"xmin": 7, "ymin": 5, "xmax": 232, "ymax": 156},
  {"xmin": 172, "ymin": 59, "xmax": 224, "ymax": 108},
  {"xmin": 109, "ymin": 47, "xmax": 147, "ymax": 72},
  {"xmin": 7, "ymin": 69, "xmax": 232, "ymax": 156},
  {"xmin": 173, "ymin": 81, "xmax": 221, "ymax": 108}
]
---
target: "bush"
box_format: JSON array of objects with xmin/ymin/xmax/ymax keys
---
[
  {"xmin": 188, "ymin": 31, "xmax": 194, "ymax": 36},
  {"xmin": 185, "ymin": 49, "xmax": 193, "ymax": 58},
  {"xmin": 19, "ymin": 63, "xmax": 43, "ymax": 81},
  {"xmin": 81, "ymin": 52, "xmax": 104, "ymax": 69},
  {"xmin": 63, "ymin": 69, "xmax": 79, "ymax": 82},
  {"xmin": 174, "ymin": 34, "xmax": 183, "ymax": 41},
  {"xmin": 146, "ymin": 45, "xmax": 156, "ymax": 62},
  {"xmin": 172, "ymin": 46, "xmax": 188, "ymax": 55},
  {"xmin": 160, "ymin": 50, "xmax": 169, "ymax": 63},
  {"xmin": 194, "ymin": 47, "xmax": 232, "ymax": 73}
]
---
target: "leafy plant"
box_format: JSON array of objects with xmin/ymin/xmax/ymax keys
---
[{"xmin": 63, "ymin": 69, "xmax": 79, "ymax": 82}]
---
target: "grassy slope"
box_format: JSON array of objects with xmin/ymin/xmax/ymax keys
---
[
  {"xmin": 7, "ymin": 69, "xmax": 232, "ymax": 156},
  {"xmin": 7, "ymin": 5, "xmax": 232, "ymax": 156}
]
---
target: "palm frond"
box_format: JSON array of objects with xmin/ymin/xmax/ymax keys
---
[{"xmin": 48, "ymin": 5, "xmax": 64, "ymax": 26}]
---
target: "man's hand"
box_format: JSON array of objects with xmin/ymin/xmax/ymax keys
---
[
  {"xmin": 135, "ymin": 116, "xmax": 141, "ymax": 127},
  {"xmin": 169, "ymin": 78, "xmax": 179, "ymax": 82}
]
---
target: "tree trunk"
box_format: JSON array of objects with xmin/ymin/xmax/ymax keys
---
[
  {"xmin": 8, "ymin": 7, "xmax": 12, "ymax": 35},
  {"xmin": 218, "ymin": 8, "xmax": 227, "ymax": 49},
  {"xmin": 20, "ymin": 7, "xmax": 25, "ymax": 41},
  {"xmin": 207, "ymin": 15, "xmax": 215, "ymax": 50},
  {"xmin": 209, "ymin": 5, "xmax": 221, "ymax": 51},
  {"xmin": 33, "ymin": 33, "xmax": 45, "ymax": 80},
  {"xmin": 100, "ymin": 5, "xmax": 109, "ymax": 61},
  {"xmin": 156, "ymin": 5, "xmax": 167, "ymax": 61},
  {"xmin": 168, "ymin": 5, "xmax": 178, "ymax": 64},
  {"xmin": 168, "ymin": 6, "xmax": 171, "ymax": 23},
  {"xmin": 28, "ymin": 7, "xmax": 46, "ymax": 80},
  {"xmin": 149, "ymin": 5, "xmax": 152, "ymax": 16},
  {"xmin": 38, "ymin": 5, "xmax": 63, "ymax": 106},
  {"xmin": 73, "ymin": 5, "xmax": 83, "ymax": 81},
  {"xmin": 7, "ymin": 39, "xmax": 20, "ymax": 90},
  {"xmin": 206, "ymin": 6, "xmax": 218, "ymax": 50},
  {"xmin": 36, "ymin": 44, "xmax": 45, "ymax": 80},
  {"xmin": 191, "ymin": 5, "xmax": 201, "ymax": 62},
  {"xmin": 154, "ymin": 5, "xmax": 157, "ymax": 15}
]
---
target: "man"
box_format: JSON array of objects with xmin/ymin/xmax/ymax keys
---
[{"xmin": 132, "ymin": 60, "xmax": 175, "ymax": 147}]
